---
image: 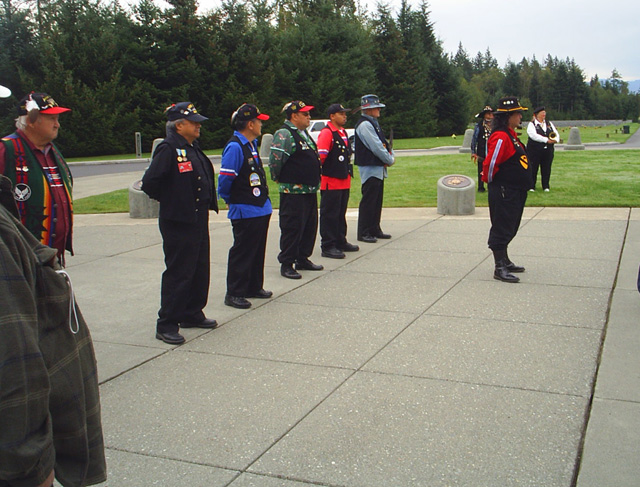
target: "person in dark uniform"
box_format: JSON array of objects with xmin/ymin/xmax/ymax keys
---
[
  {"xmin": 471, "ymin": 105, "xmax": 493, "ymax": 192},
  {"xmin": 218, "ymin": 103, "xmax": 273, "ymax": 309},
  {"xmin": 142, "ymin": 102, "xmax": 219, "ymax": 344},
  {"xmin": 481, "ymin": 96, "xmax": 530, "ymax": 283},
  {"xmin": 354, "ymin": 94, "xmax": 395, "ymax": 243},
  {"xmin": 526, "ymin": 106, "xmax": 558, "ymax": 192},
  {"xmin": 317, "ymin": 103, "xmax": 359, "ymax": 259},
  {"xmin": 269, "ymin": 100, "xmax": 323, "ymax": 280}
]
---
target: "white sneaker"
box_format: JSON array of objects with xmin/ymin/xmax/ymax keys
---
[
  {"xmin": 529, "ymin": 189, "xmax": 535, "ymax": 192},
  {"xmin": 544, "ymin": 188, "xmax": 550, "ymax": 192}
]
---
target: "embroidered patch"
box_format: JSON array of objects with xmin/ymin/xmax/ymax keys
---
[{"xmin": 14, "ymin": 183, "xmax": 31, "ymax": 201}]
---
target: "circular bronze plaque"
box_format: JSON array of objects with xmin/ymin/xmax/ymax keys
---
[{"xmin": 442, "ymin": 175, "xmax": 472, "ymax": 188}]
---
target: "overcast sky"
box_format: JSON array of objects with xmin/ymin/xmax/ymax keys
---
[{"xmin": 150, "ymin": 0, "xmax": 640, "ymax": 81}]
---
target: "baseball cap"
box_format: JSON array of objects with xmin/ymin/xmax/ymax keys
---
[
  {"xmin": 282, "ymin": 100, "xmax": 314, "ymax": 116},
  {"xmin": 165, "ymin": 102, "xmax": 208, "ymax": 122},
  {"xmin": 231, "ymin": 103, "xmax": 270, "ymax": 124},
  {"xmin": 327, "ymin": 103, "xmax": 349, "ymax": 116},
  {"xmin": 19, "ymin": 92, "xmax": 71, "ymax": 115}
]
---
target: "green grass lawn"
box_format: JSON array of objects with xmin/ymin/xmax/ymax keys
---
[
  {"xmin": 66, "ymin": 124, "xmax": 638, "ymax": 163},
  {"xmin": 74, "ymin": 149, "xmax": 640, "ymax": 214}
]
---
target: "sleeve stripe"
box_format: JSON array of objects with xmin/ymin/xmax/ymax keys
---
[{"xmin": 487, "ymin": 138, "xmax": 503, "ymax": 184}]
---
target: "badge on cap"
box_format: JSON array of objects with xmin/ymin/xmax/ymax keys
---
[{"xmin": 253, "ymin": 187, "xmax": 261, "ymax": 197}]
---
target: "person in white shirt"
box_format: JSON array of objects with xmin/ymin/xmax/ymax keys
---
[{"xmin": 526, "ymin": 106, "xmax": 558, "ymax": 192}]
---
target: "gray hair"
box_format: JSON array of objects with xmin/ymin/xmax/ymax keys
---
[
  {"xmin": 166, "ymin": 118, "xmax": 186, "ymax": 136},
  {"xmin": 15, "ymin": 115, "xmax": 29, "ymax": 130}
]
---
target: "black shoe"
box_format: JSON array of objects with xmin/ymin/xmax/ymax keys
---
[
  {"xmin": 281, "ymin": 263, "xmax": 302, "ymax": 279},
  {"xmin": 180, "ymin": 318, "xmax": 219, "ymax": 329},
  {"xmin": 478, "ymin": 186, "xmax": 486, "ymax": 192},
  {"xmin": 295, "ymin": 259, "xmax": 324, "ymax": 271},
  {"xmin": 338, "ymin": 242, "xmax": 360, "ymax": 252},
  {"xmin": 358, "ymin": 235, "xmax": 378, "ymax": 243},
  {"xmin": 224, "ymin": 295, "xmax": 252, "ymax": 309},
  {"xmin": 321, "ymin": 247, "xmax": 346, "ymax": 259},
  {"xmin": 505, "ymin": 250, "xmax": 525, "ymax": 273},
  {"xmin": 494, "ymin": 264, "xmax": 520, "ymax": 283},
  {"xmin": 156, "ymin": 331, "xmax": 185, "ymax": 344},
  {"xmin": 506, "ymin": 261, "xmax": 525, "ymax": 273},
  {"xmin": 375, "ymin": 232, "xmax": 392, "ymax": 239},
  {"xmin": 248, "ymin": 289, "xmax": 273, "ymax": 299}
]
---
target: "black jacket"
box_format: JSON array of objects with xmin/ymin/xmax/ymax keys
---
[{"xmin": 142, "ymin": 131, "xmax": 218, "ymax": 223}]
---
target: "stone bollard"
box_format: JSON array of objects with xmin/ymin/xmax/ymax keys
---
[
  {"xmin": 129, "ymin": 179, "xmax": 159, "ymax": 219},
  {"xmin": 129, "ymin": 137, "xmax": 163, "ymax": 219},
  {"xmin": 259, "ymin": 133, "xmax": 273, "ymax": 159},
  {"xmin": 564, "ymin": 127, "xmax": 585, "ymax": 150},
  {"xmin": 437, "ymin": 174, "xmax": 475, "ymax": 215},
  {"xmin": 458, "ymin": 128, "xmax": 474, "ymax": 153}
]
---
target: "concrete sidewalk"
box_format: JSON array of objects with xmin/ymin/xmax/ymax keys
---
[{"xmin": 59, "ymin": 201, "xmax": 639, "ymax": 486}]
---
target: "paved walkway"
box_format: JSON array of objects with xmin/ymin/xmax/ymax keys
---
[{"xmin": 60, "ymin": 178, "xmax": 640, "ymax": 485}]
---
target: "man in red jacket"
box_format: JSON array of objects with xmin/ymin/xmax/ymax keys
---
[{"xmin": 317, "ymin": 103, "xmax": 360, "ymax": 259}]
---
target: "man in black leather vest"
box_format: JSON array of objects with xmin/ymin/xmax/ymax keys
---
[
  {"xmin": 354, "ymin": 94, "xmax": 395, "ymax": 243},
  {"xmin": 269, "ymin": 100, "xmax": 323, "ymax": 279},
  {"xmin": 317, "ymin": 103, "xmax": 359, "ymax": 259},
  {"xmin": 218, "ymin": 103, "xmax": 273, "ymax": 309}
]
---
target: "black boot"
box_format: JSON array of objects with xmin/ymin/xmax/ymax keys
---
[
  {"xmin": 493, "ymin": 250, "xmax": 520, "ymax": 283},
  {"xmin": 505, "ymin": 249, "xmax": 525, "ymax": 273}
]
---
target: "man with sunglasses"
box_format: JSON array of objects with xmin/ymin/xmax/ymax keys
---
[{"xmin": 269, "ymin": 100, "xmax": 323, "ymax": 279}]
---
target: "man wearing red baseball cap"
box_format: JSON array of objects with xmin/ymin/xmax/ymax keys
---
[
  {"xmin": 0, "ymin": 92, "xmax": 73, "ymax": 263},
  {"xmin": 269, "ymin": 100, "xmax": 323, "ymax": 279}
]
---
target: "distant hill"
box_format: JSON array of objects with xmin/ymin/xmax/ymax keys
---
[{"xmin": 628, "ymin": 80, "xmax": 640, "ymax": 93}]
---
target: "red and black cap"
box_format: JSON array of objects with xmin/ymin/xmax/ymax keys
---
[
  {"xmin": 231, "ymin": 103, "xmax": 270, "ymax": 124},
  {"xmin": 19, "ymin": 92, "xmax": 71, "ymax": 115},
  {"xmin": 282, "ymin": 100, "xmax": 314, "ymax": 116}
]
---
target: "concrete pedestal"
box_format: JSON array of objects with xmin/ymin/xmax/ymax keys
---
[
  {"xmin": 437, "ymin": 174, "xmax": 475, "ymax": 215},
  {"xmin": 129, "ymin": 180, "xmax": 159, "ymax": 219},
  {"xmin": 459, "ymin": 128, "xmax": 474, "ymax": 154},
  {"xmin": 565, "ymin": 127, "xmax": 585, "ymax": 150}
]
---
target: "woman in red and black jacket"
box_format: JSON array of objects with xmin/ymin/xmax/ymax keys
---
[{"xmin": 482, "ymin": 97, "xmax": 530, "ymax": 283}]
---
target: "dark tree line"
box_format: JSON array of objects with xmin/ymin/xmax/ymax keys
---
[
  {"xmin": 1, "ymin": 0, "xmax": 638, "ymax": 157},
  {"xmin": 452, "ymin": 43, "xmax": 639, "ymax": 123}
]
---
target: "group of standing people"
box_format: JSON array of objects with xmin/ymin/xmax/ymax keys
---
[
  {"xmin": 473, "ymin": 103, "xmax": 558, "ymax": 194},
  {"xmin": 142, "ymin": 94, "xmax": 394, "ymax": 344}
]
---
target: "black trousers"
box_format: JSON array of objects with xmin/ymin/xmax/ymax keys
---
[
  {"xmin": 227, "ymin": 214, "xmax": 271, "ymax": 297},
  {"xmin": 477, "ymin": 156, "xmax": 485, "ymax": 189},
  {"xmin": 157, "ymin": 210, "xmax": 210, "ymax": 334},
  {"xmin": 487, "ymin": 183, "xmax": 527, "ymax": 251},
  {"xmin": 278, "ymin": 192, "xmax": 318, "ymax": 264},
  {"xmin": 529, "ymin": 146, "xmax": 554, "ymax": 190},
  {"xmin": 320, "ymin": 188, "xmax": 350, "ymax": 250},
  {"xmin": 357, "ymin": 177, "xmax": 384, "ymax": 239}
]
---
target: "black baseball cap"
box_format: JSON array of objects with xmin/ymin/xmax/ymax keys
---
[
  {"xmin": 165, "ymin": 102, "xmax": 208, "ymax": 122},
  {"xmin": 231, "ymin": 103, "xmax": 270, "ymax": 124},
  {"xmin": 327, "ymin": 103, "xmax": 349, "ymax": 116}
]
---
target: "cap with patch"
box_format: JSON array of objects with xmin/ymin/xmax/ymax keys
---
[
  {"xmin": 165, "ymin": 102, "xmax": 208, "ymax": 122},
  {"xmin": 327, "ymin": 103, "xmax": 349, "ymax": 116},
  {"xmin": 475, "ymin": 105, "xmax": 493, "ymax": 118},
  {"xmin": 282, "ymin": 100, "xmax": 314, "ymax": 116},
  {"xmin": 19, "ymin": 92, "xmax": 71, "ymax": 115},
  {"xmin": 231, "ymin": 103, "xmax": 270, "ymax": 124}
]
